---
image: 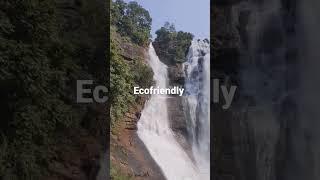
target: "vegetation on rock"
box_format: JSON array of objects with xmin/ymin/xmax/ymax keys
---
[
  {"xmin": 110, "ymin": 0, "xmax": 153, "ymax": 125},
  {"xmin": 153, "ymin": 22, "xmax": 194, "ymax": 65},
  {"xmin": 111, "ymin": 0, "xmax": 152, "ymax": 46},
  {"xmin": 110, "ymin": 0, "xmax": 154, "ymax": 178},
  {"xmin": 110, "ymin": 37, "xmax": 134, "ymax": 123}
]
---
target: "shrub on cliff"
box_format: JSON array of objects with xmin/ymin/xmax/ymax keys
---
[
  {"xmin": 110, "ymin": 1, "xmax": 153, "ymax": 125},
  {"xmin": 110, "ymin": 40, "xmax": 134, "ymax": 124},
  {"xmin": 110, "ymin": 36, "xmax": 154, "ymax": 125},
  {"xmin": 153, "ymin": 22, "xmax": 194, "ymax": 65}
]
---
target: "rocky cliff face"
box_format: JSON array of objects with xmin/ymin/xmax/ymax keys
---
[
  {"xmin": 112, "ymin": 30, "xmax": 147, "ymax": 62},
  {"xmin": 168, "ymin": 64, "xmax": 185, "ymax": 86},
  {"xmin": 110, "ymin": 38, "xmax": 165, "ymax": 179},
  {"xmin": 156, "ymin": 56, "xmax": 190, "ymax": 149}
]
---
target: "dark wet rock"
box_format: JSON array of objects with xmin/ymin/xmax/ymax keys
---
[
  {"xmin": 166, "ymin": 95, "xmax": 192, "ymax": 154},
  {"xmin": 168, "ymin": 63, "xmax": 185, "ymax": 86},
  {"xmin": 126, "ymin": 125, "xmax": 138, "ymax": 131},
  {"xmin": 135, "ymin": 112, "xmax": 141, "ymax": 119}
]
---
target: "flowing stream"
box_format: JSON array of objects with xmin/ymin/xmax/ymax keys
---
[{"xmin": 137, "ymin": 43, "xmax": 210, "ymax": 180}]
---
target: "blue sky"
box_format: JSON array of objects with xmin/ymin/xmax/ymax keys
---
[{"xmin": 124, "ymin": 0, "xmax": 210, "ymax": 39}]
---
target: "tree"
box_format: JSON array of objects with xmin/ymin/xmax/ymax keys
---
[
  {"xmin": 154, "ymin": 22, "xmax": 194, "ymax": 65},
  {"xmin": 111, "ymin": 0, "xmax": 152, "ymax": 46}
]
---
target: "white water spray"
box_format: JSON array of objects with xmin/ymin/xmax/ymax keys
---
[
  {"xmin": 184, "ymin": 40, "xmax": 210, "ymax": 178},
  {"xmin": 137, "ymin": 44, "xmax": 205, "ymax": 180}
]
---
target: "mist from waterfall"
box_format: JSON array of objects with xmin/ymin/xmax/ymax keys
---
[{"xmin": 183, "ymin": 40, "xmax": 210, "ymax": 177}]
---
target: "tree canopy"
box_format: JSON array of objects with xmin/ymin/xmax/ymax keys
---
[
  {"xmin": 111, "ymin": 0, "xmax": 152, "ymax": 46},
  {"xmin": 153, "ymin": 22, "xmax": 194, "ymax": 65}
]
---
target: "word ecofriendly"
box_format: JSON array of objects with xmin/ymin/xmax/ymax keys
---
[{"xmin": 134, "ymin": 86, "xmax": 185, "ymax": 96}]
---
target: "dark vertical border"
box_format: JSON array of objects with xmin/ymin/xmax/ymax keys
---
[
  {"xmin": 210, "ymin": 0, "xmax": 214, "ymax": 179},
  {"xmin": 106, "ymin": 0, "xmax": 111, "ymax": 179},
  {"xmin": 96, "ymin": 0, "xmax": 110, "ymax": 179}
]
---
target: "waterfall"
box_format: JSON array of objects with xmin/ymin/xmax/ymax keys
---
[
  {"xmin": 233, "ymin": 0, "xmax": 320, "ymax": 179},
  {"xmin": 137, "ymin": 44, "xmax": 204, "ymax": 180},
  {"xmin": 183, "ymin": 40, "xmax": 210, "ymax": 177},
  {"xmin": 235, "ymin": 0, "xmax": 287, "ymax": 179}
]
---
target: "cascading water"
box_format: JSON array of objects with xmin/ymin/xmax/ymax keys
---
[
  {"xmin": 238, "ymin": 1, "xmax": 285, "ymax": 179},
  {"xmin": 183, "ymin": 40, "xmax": 210, "ymax": 177},
  {"xmin": 137, "ymin": 44, "xmax": 204, "ymax": 180},
  {"xmin": 233, "ymin": 0, "xmax": 320, "ymax": 179}
]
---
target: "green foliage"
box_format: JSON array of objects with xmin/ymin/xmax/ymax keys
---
[
  {"xmin": 131, "ymin": 60, "xmax": 154, "ymax": 89},
  {"xmin": 111, "ymin": 0, "xmax": 152, "ymax": 46},
  {"xmin": 154, "ymin": 22, "xmax": 194, "ymax": 65},
  {"xmin": 109, "ymin": 34, "xmax": 154, "ymax": 125},
  {"xmin": 0, "ymin": 0, "xmax": 107, "ymax": 178},
  {"xmin": 110, "ymin": 39, "xmax": 135, "ymax": 124},
  {"xmin": 110, "ymin": 1, "xmax": 154, "ymax": 125}
]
